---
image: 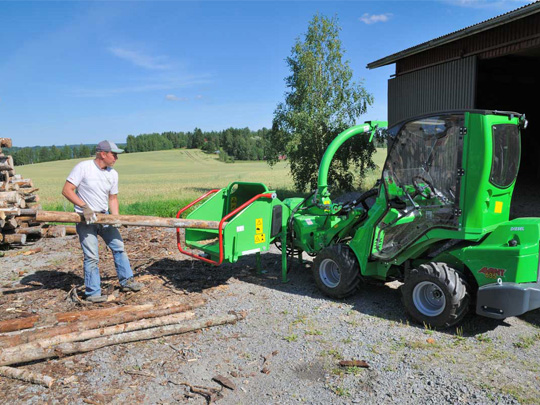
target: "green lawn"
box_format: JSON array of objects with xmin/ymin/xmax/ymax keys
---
[{"xmin": 17, "ymin": 148, "xmax": 387, "ymax": 216}]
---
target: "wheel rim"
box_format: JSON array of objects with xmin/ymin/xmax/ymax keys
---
[
  {"xmin": 319, "ymin": 258, "xmax": 341, "ymax": 288},
  {"xmin": 412, "ymin": 281, "xmax": 446, "ymax": 316}
]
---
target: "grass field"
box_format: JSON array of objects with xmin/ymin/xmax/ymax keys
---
[{"xmin": 17, "ymin": 148, "xmax": 387, "ymax": 216}]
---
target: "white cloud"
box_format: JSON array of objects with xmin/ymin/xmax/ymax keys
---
[
  {"xmin": 359, "ymin": 13, "xmax": 393, "ymax": 25},
  {"xmin": 108, "ymin": 47, "xmax": 172, "ymax": 70},
  {"xmin": 166, "ymin": 94, "xmax": 188, "ymax": 101}
]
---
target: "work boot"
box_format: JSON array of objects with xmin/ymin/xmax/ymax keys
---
[
  {"xmin": 85, "ymin": 294, "xmax": 107, "ymax": 303},
  {"xmin": 121, "ymin": 278, "xmax": 143, "ymax": 292}
]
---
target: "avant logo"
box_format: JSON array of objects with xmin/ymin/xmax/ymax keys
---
[{"xmin": 478, "ymin": 267, "xmax": 506, "ymax": 279}]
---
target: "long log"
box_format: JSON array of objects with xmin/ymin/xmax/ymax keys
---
[
  {"xmin": 35, "ymin": 210, "xmax": 224, "ymax": 229},
  {"xmin": 0, "ymin": 315, "xmax": 39, "ymax": 333},
  {"xmin": 0, "ymin": 312, "xmax": 245, "ymax": 366},
  {"xmin": 0, "ymin": 138, "xmax": 12, "ymax": 148},
  {"xmin": 0, "ymin": 303, "xmax": 155, "ymax": 333},
  {"xmin": 0, "ymin": 312, "xmax": 196, "ymax": 366},
  {"xmin": 0, "ymin": 366, "xmax": 54, "ymax": 388},
  {"xmin": 0, "ymin": 299, "xmax": 206, "ymax": 347},
  {"xmin": 19, "ymin": 209, "xmax": 37, "ymax": 216}
]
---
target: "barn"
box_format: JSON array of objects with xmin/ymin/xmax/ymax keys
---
[{"xmin": 367, "ymin": 1, "xmax": 540, "ymax": 212}]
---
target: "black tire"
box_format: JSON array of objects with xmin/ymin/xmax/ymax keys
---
[
  {"xmin": 401, "ymin": 262, "xmax": 469, "ymax": 328},
  {"xmin": 312, "ymin": 244, "xmax": 361, "ymax": 299}
]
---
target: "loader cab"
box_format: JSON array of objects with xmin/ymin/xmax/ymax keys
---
[
  {"xmin": 372, "ymin": 113, "xmax": 464, "ymax": 260},
  {"xmin": 371, "ymin": 110, "xmax": 522, "ymax": 261}
]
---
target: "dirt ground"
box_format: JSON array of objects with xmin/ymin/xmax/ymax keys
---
[{"xmin": 1, "ymin": 196, "xmax": 540, "ymax": 403}]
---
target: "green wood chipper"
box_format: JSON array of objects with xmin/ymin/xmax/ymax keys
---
[{"xmin": 177, "ymin": 109, "xmax": 539, "ymax": 328}]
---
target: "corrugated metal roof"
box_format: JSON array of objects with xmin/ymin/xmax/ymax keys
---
[{"xmin": 367, "ymin": 1, "xmax": 540, "ymax": 69}]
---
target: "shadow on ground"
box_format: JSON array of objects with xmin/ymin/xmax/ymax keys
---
[{"xmin": 142, "ymin": 251, "xmax": 510, "ymax": 336}]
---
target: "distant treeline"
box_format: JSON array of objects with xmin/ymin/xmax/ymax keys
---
[
  {"xmin": 7, "ymin": 144, "xmax": 99, "ymax": 166},
  {"xmin": 126, "ymin": 127, "xmax": 271, "ymax": 162}
]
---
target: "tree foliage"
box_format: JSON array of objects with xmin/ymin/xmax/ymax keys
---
[{"xmin": 268, "ymin": 14, "xmax": 375, "ymax": 192}]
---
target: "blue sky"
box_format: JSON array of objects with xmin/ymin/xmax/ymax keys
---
[{"xmin": 0, "ymin": 0, "xmax": 532, "ymax": 147}]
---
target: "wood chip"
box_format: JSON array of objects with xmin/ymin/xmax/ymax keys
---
[
  {"xmin": 339, "ymin": 360, "xmax": 370, "ymax": 368},
  {"xmin": 212, "ymin": 375, "xmax": 236, "ymax": 390}
]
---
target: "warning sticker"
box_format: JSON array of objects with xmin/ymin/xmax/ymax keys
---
[
  {"xmin": 255, "ymin": 218, "xmax": 263, "ymax": 234},
  {"xmin": 255, "ymin": 234, "xmax": 266, "ymax": 244}
]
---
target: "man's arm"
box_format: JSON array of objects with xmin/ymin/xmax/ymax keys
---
[
  {"xmin": 109, "ymin": 194, "xmax": 120, "ymax": 216},
  {"xmin": 62, "ymin": 181, "xmax": 86, "ymax": 207}
]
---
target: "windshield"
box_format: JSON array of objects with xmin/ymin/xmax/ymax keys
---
[{"xmin": 373, "ymin": 114, "xmax": 464, "ymax": 260}]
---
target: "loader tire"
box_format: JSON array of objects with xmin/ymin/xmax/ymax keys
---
[
  {"xmin": 402, "ymin": 262, "xmax": 469, "ymax": 328},
  {"xmin": 312, "ymin": 244, "xmax": 360, "ymax": 299}
]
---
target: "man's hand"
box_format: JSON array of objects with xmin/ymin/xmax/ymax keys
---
[{"xmin": 82, "ymin": 205, "xmax": 97, "ymax": 224}]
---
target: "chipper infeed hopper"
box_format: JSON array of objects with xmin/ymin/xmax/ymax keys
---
[{"xmin": 176, "ymin": 182, "xmax": 288, "ymax": 274}]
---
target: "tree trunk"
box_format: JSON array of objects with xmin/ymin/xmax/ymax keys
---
[
  {"xmin": 0, "ymin": 312, "xmax": 196, "ymax": 366},
  {"xmin": 0, "ymin": 366, "xmax": 54, "ymax": 388},
  {"xmin": 0, "ymin": 312, "xmax": 245, "ymax": 366},
  {"xmin": 0, "ymin": 315, "xmax": 39, "ymax": 333},
  {"xmin": 35, "ymin": 210, "xmax": 224, "ymax": 229},
  {"xmin": 0, "ymin": 299, "xmax": 205, "ymax": 347}
]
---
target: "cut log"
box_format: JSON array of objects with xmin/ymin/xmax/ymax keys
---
[
  {"xmin": 18, "ymin": 188, "xmax": 38, "ymax": 195},
  {"xmin": 1, "ymin": 234, "xmax": 26, "ymax": 244},
  {"xmin": 0, "ymin": 220, "xmax": 4, "ymax": 229},
  {"xmin": 65, "ymin": 225, "xmax": 77, "ymax": 235},
  {"xmin": 0, "ymin": 191, "xmax": 21, "ymax": 205},
  {"xmin": 19, "ymin": 209, "xmax": 37, "ymax": 216},
  {"xmin": 0, "ymin": 138, "xmax": 12, "ymax": 148},
  {"xmin": 15, "ymin": 227, "xmax": 44, "ymax": 236},
  {"xmin": 43, "ymin": 226, "xmax": 65, "ymax": 238},
  {"xmin": 0, "ymin": 312, "xmax": 196, "ymax": 366},
  {"xmin": 3, "ymin": 218, "xmax": 19, "ymax": 230},
  {"xmin": 11, "ymin": 179, "xmax": 33, "ymax": 188},
  {"xmin": 0, "ymin": 366, "xmax": 54, "ymax": 388},
  {"xmin": 0, "ymin": 208, "xmax": 20, "ymax": 216},
  {"xmin": 0, "ymin": 299, "xmax": 206, "ymax": 347},
  {"xmin": 0, "ymin": 156, "xmax": 14, "ymax": 171},
  {"xmin": 35, "ymin": 210, "xmax": 224, "ymax": 230},
  {"xmin": 23, "ymin": 195, "xmax": 39, "ymax": 203},
  {"xmin": 0, "ymin": 201, "xmax": 7, "ymax": 208},
  {"xmin": 0, "ymin": 312, "xmax": 245, "ymax": 366}
]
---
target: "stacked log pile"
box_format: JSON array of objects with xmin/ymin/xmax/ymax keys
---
[{"xmin": 0, "ymin": 137, "xmax": 45, "ymax": 247}]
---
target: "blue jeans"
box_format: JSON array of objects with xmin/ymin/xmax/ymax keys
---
[{"xmin": 76, "ymin": 223, "xmax": 134, "ymax": 297}]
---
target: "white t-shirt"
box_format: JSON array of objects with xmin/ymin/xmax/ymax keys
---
[{"xmin": 66, "ymin": 160, "xmax": 119, "ymax": 213}]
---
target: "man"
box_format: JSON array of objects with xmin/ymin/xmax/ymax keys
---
[{"xmin": 62, "ymin": 140, "xmax": 142, "ymax": 303}]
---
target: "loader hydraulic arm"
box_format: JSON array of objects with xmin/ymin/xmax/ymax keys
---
[{"xmin": 316, "ymin": 121, "xmax": 387, "ymax": 209}]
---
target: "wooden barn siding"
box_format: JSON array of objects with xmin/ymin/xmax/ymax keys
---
[
  {"xmin": 388, "ymin": 56, "xmax": 476, "ymax": 127},
  {"xmin": 396, "ymin": 13, "xmax": 540, "ymax": 75}
]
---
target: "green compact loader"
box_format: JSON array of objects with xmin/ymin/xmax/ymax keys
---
[{"xmin": 178, "ymin": 110, "xmax": 540, "ymax": 328}]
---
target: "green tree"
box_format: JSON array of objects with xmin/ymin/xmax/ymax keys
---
[{"xmin": 268, "ymin": 14, "xmax": 374, "ymax": 192}]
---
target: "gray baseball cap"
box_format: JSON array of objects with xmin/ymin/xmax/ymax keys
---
[{"xmin": 96, "ymin": 140, "xmax": 124, "ymax": 154}]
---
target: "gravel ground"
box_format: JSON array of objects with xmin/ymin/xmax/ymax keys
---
[{"xmin": 0, "ymin": 226, "xmax": 540, "ymax": 404}]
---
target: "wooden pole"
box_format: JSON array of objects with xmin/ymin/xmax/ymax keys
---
[
  {"xmin": 0, "ymin": 312, "xmax": 245, "ymax": 366},
  {"xmin": 35, "ymin": 210, "xmax": 224, "ymax": 229},
  {"xmin": 0, "ymin": 312, "xmax": 196, "ymax": 366},
  {"xmin": 0, "ymin": 366, "xmax": 54, "ymax": 388},
  {"xmin": 0, "ymin": 299, "xmax": 206, "ymax": 347},
  {"xmin": 15, "ymin": 227, "xmax": 44, "ymax": 236}
]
